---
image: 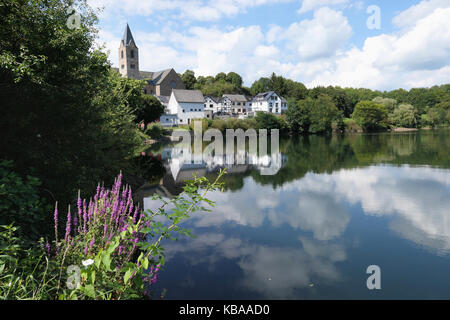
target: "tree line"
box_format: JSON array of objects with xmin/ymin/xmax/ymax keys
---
[{"xmin": 180, "ymin": 70, "xmax": 450, "ymax": 133}]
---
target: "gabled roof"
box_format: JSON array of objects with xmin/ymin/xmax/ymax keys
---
[
  {"xmin": 253, "ymin": 91, "xmax": 280, "ymax": 102},
  {"xmin": 140, "ymin": 69, "xmax": 174, "ymax": 84},
  {"xmin": 222, "ymin": 94, "xmax": 248, "ymax": 102},
  {"xmin": 205, "ymin": 96, "xmax": 220, "ymax": 103},
  {"xmin": 156, "ymin": 95, "xmax": 170, "ymax": 105},
  {"xmin": 122, "ymin": 24, "xmax": 136, "ymax": 47},
  {"xmin": 172, "ymin": 89, "xmax": 204, "ymax": 103}
]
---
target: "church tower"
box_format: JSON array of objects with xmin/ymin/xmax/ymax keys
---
[{"xmin": 119, "ymin": 24, "xmax": 140, "ymax": 79}]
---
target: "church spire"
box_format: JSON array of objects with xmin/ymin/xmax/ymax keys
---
[{"xmin": 122, "ymin": 23, "xmax": 135, "ymax": 47}]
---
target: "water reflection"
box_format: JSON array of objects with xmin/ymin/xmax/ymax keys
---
[{"xmin": 142, "ymin": 130, "xmax": 450, "ymax": 299}]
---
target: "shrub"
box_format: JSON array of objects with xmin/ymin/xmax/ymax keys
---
[
  {"xmin": 146, "ymin": 123, "xmax": 163, "ymax": 139},
  {"xmin": 0, "ymin": 160, "xmax": 50, "ymax": 242}
]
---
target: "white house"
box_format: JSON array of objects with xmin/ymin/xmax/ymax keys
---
[
  {"xmin": 159, "ymin": 114, "xmax": 178, "ymax": 127},
  {"xmin": 167, "ymin": 89, "xmax": 205, "ymax": 125},
  {"xmin": 204, "ymin": 96, "xmax": 221, "ymax": 113},
  {"xmin": 220, "ymin": 94, "xmax": 249, "ymax": 115},
  {"xmin": 251, "ymin": 91, "xmax": 287, "ymax": 114}
]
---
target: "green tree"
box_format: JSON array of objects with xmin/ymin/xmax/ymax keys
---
[
  {"xmin": 389, "ymin": 104, "xmax": 418, "ymax": 128},
  {"xmin": 181, "ymin": 70, "xmax": 197, "ymax": 89},
  {"xmin": 372, "ymin": 97, "xmax": 398, "ymax": 113},
  {"xmin": 0, "ymin": 0, "xmax": 141, "ymax": 207},
  {"xmin": 226, "ymin": 72, "xmax": 243, "ymax": 88},
  {"xmin": 352, "ymin": 101, "xmax": 388, "ymax": 132}
]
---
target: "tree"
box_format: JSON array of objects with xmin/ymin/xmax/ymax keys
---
[
  {"xmin": 226, "ymin": 72, "xmax": 243, "ymax": 88},
  {"xmin": 0, "ymin": 0, "xmax": 141, "ymax": 207},
  {"xmin": 373, "ymin": 97, "xmax": 397, "ymax": 113},
  {"xmin": 352, "ymin": 101, "xmax": 388, "ymax": 131},
  {"xmin": 215, "ymin": 72, "xmax": 227, "ymax": 82},
  {"xmin": 286, "ymin": 98, "xmax": 311, "ymax": 134},
  {"xmin": 250, "ymin": 77, "xmax": 271, "ymax": 95},
  {"xmin": 286, "ymin": 95, "xmax": 340, "ymax": 134},
  {"xmin": 254, "ymin": 112, "xmax": 281, "ymax": 130},
  {"xmin": 389, "ymin": 104, "xmax": 418, "ymax": 128},
  {"xmin": 181, "ymin": 70, "xmax": 197, "ymax": 89}
]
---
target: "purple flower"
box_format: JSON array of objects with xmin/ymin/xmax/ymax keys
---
[
  {"xmin": 45, "ymin": 242, "xmax": 51, "ymax": 256},
  {"xmin": 54, "ymin": 202, "xmax": 59, "ymax": 241},
  {"xmin": 65, "ymin": 205, "xmax": 72, "ymax": 241}
]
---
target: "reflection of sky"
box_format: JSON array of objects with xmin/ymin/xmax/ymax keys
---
[{"xmin": 145, "ymin": 165, "xmax": 450, "ymax": 299}]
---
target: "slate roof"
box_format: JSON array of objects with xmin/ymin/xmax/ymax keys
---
[
  {"xmin": 172, "ymin": 89, "xmax": 204, "ymax": 103},
  {"xmin": 222, "ymin": 94, "xmax": 248, "ymax": 102},
  {"xmin": 205, "ymin": 96, "xmax": 220, "ymax": 103},
  {"xmin": 156, "ymin": 95, "xmax": 170, "ymax": 105},
  {"xmin": 122, "ymin": 24, "xmax": 136, "ymax": 47},
  {"xmin": 139, "ymin": 69, "xmax": 174, "ymax": 84}
]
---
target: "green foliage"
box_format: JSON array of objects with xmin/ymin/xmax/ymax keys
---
[
  {"xmin": 0, "ymin": 0, "xmax": 142, "ymax": 206},
  {"xmin": 0, "ymin": 171, "xmax": 225, "ymax": 300},
  {"xmin": 372, "ymin": 96, "xmax": 398, "ymax": 113},
  {"xmin": 286, "ymin": 95, "xmax": 340, "ymax": 134},
  {"xmin": 352, "ymin": 101, "xmax": 388, "ymax": 132},
  {"xmin": 389, "ymin": 104, "xmax": 418, "ymax": 128},
  {"xmin": 181, "ymin": 70, "xmax": 197, "ymax": 89},
  {"xmin": 0, "ymin": 161, "xmax": 50, "ymax": 242},
  {"xmin": 146, "ymin": 123, "xmax": 164, "ymax": 139}
]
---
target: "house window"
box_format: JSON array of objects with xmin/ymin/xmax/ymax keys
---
[
  {"xmin": 130, "ymin": 50, "xmax": 135, "ymax": 58},
  {"xmin": 121, "ymin": 64, "xmax": 124, "ymax": 69},
  {"xmin": 170, "ymin": 80, "xmax": 177, "ymax": 89},
  {"xmin": 180, "ymin": 119, "xmax": 183, "ymax": 123},
  {"xmin": 144, "ymin": 89, "xmax": 147, "ymax": 94},
  {"xmin": 130, "ymin": 64, "xmax": 135, "ymax": 69},
  {"xmin": 121, "ymin": 51, "xmax": 124, "ymax": 59},
  {"xmin": 183, "ymin": 109, "xmax": 185, "ymax": 113}
]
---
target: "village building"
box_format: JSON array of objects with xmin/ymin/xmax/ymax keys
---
[
  {"xmin": 118, "ymin": 24, "xmax": 185, "ymax": 96},
  {"xmin": 220, "ymin": 94, "xmax": 249, "ymax": 115},
  {"xmin": 167, "ymin": 89, "xmax": 205, "ymax": 125},
  {"xmin": 204, "ymin": 96, "xmax": 221, "ymax": 114},
  {"xmin": 251, "ymin": 91, "xmax": 287, "ymax": 114}
]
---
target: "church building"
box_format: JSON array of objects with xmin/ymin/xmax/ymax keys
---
[{"xmin": 118, "ymin": 24, "xmax": 185, "ymax": 96}]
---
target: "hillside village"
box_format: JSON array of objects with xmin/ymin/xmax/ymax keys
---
[{"xmin": 117, "ymin": 24, "xmax": 287, "ymax": 127}]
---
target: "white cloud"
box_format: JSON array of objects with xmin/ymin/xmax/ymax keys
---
[
  {"xmin": 303, "ymin": 7, "xmax": 450, "ymax": 89},
  {"xmin": 297, "ymin": 0, "xmax": 350, "ymax": 14},
  {"xmin": 162, "ymin": 232, "xmax": 347, "ymax": 298},
  {"xmin": 284, "ymin": 7, "xmax": 352, "ymax": 61},
  {"xmin": 88, "ymin": 0, "xmax": 294, "ymax": 22},
  {"xmin": 95, "ymin": 1, "xmax": 450, "ymax": 90},
  {"xmin": 392, "ymin": 0, "xmax": 450, "ymax": 29}
]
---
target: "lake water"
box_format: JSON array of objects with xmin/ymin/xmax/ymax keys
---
[{"xmin": 143, "ymin": 129, "xmax": 450, "ymax": 299}]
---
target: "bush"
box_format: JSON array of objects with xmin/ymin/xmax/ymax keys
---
[
  {"xmin": 343, "ymin": 118, "xmax": 363, "ymax": 133},
  {"xmin": 0, "ymin": 160, "xmax": 50, "ymax": 241},
  {"xmin": 146, "ymin": 123, "xmax": 163, "ymax": 139}
]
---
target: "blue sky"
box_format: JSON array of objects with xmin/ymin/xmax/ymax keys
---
[{"xmin": 87, "ymin": 0, "xmax": 450, "ymax": 90}]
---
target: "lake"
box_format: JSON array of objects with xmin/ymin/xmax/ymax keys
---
[{"xmin": 143, "ymin": 129, "xmax": 450, "ymax": 299}]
